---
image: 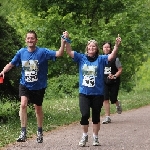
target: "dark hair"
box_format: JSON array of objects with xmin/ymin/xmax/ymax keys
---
[
  {"xmin": 102, "ymin": 42, "xmax": 112, "ymax": 54},
  {"xmin": 102, "ymin": 42, "xmax": 112, "ymax": 50},
  {"xmin": 27, "ymin": 30, "xmax": 37, "ymax": 39}
]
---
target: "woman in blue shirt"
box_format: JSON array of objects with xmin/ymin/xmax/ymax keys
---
[{"xmin": 64, "ymin": 31, "xmax": 121, "ymax": 147}]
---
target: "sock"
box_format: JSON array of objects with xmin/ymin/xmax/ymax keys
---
[
  {"xmin": 38, "ymin": 127, "xmax": 43, "ymax": 133},
  {"xmin": 83, "ymin": 133, "xmax": 87, "ymax": 137},
  {"xmin": 21, "ymin": 127, "xmax": 26, "ymax": 134},
  {"xmin": 106, "ymin": 116, "xmax": 110, "ymax": 118},
  {"xmin": 93, "ymin": 134, "xmax": 98, "ymax": 139}
]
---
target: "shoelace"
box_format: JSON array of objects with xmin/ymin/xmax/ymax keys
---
[{"xmin": 94, "ymin": 138, "xmax": 99, "ymax": 142}]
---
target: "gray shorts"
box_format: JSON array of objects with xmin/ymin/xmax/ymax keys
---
[{"xmin": 19, "ymin": 84, "xmax": 46, "ymax": 106}]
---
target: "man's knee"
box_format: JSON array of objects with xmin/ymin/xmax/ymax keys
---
[{"xmin": 20, "ymin": 96, "xmax": 28, "ymax": 109}]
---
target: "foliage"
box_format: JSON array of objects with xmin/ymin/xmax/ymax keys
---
[
  {"xmin": 0, "ymin": 0, "xmax": 150, "ymax": 93},
  {"xmin": 0, "ymin": 16, "xmax": 22, "ymax": 64},
  {"xmin": 45, "ymin": 74, "xmax": 79, "ymax": 99},
  {"xmin": 0, "ymin": 100, "xmax": 19, "ymax": 123},
  {"xmin": 134, "ymin": 56, "xmax": 150, "ymax": 91},
  {"xmin": 98, "ymin": 0, "xmax": 150, "ymax": 91},
  {"xmin": 0, "ymin": 15, "xmax": 22, "ymax": 98}
]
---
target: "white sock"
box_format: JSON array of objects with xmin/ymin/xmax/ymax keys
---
[
  {"xmin": 93, "ymin": 134, "xmax": 98, "ymax": 138},
  {"xmin": 106, "ymin": 116, "xmax": 110, "ymax": 118},
  {"xmin": 83, "ymin": 133, "xmax": 88, "ymax": 137}
]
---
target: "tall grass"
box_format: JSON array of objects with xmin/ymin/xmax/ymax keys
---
[{"xmin": 0, "ymin": 89, "xmax": 150, "ymax": 148}]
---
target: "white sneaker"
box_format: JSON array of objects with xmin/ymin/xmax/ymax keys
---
[
  {"xmin": 102, "ymin": 117, "xmax": 111, "ymax": 124},
  {"xmin": 93, "ymin": 137, "xmax": 100, "ymax": 146},
  {"xmin": 79, "ymin": 135, "xmax": 88, "ymax": 147},
  {"xmin": 116, "ymin": 100, "xmax": 122, "ymax": 114}
]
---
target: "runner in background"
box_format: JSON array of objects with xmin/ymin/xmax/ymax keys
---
[{"xmin": 102, "ymin": 41, "xmax": 122, "ymax": 124}]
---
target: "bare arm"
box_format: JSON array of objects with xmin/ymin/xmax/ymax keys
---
[
  {"xmin": 108, "ymin": 34, "xmax": 121, "ymax": 61},
  {"xmin": 108, "ymin": 67, "xmax": 122, "ymax": 79},
  {"xmin": 65, "ymin": 42, "xmax": 74, "ymax": 58},
  {"xmin": 114, "ymin": 67, "xmax": 122, "ymax": 78},
  {"xmin": 0, "ymin": 63, "xmax": 14, "ymax": 78},
  {"xmin": 55, "ymin": 37, "xmax": 66, "ymax": 57}
]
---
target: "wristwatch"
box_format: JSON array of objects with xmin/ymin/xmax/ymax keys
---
[{"xmin": 113, "ymin": 75, "xmax": 117, "ymax": 79}]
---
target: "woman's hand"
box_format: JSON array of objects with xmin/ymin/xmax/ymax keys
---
[
  {"xmin": 63, "ymin": 31, "xmax": 69, "ymax": 39},
  {"xmin": 115, "ymin": 34, "xmax": 121, "ymax": 47},
  {"xmin": 108, "ymin": 74, "xmax": 116, "ymax": 79}
]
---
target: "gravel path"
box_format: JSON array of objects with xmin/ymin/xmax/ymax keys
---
[{"xmin": 2, "ymin": 105, "xmax": 150, "ymax": 150}]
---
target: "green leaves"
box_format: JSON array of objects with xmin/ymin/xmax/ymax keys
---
[
  {"xmin": 46, "ymin": 74, "xmax": 79, "ymax": 99},
  {"xmin": 1, "ymin": 0, "xmax": 150, "ymax": 92}
]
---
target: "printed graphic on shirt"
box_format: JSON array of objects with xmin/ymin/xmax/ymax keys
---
[
  {"xmin": 82, "ymin": 64, "xmax": 97, "ymax": 87},
  {"xmin": 104, "ymin": 67, "xmax": 111, "ymax": 74},
  {"xmin": 22, "ymin": 60, "xmax": 39, "ymax": 82}
]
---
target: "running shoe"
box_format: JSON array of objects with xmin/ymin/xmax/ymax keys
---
[
  {"xmin": 93, "ymin": 137, "xmax": 100, "ymax": 146},
  {"xmin": 37, "ymin": 131, "xmax": 43, "ymax": 143},
  {"xmin": 17, "ymin": 131, "xmax": 27, "ymax": 142},
  {"xmin": 79, "ymin": 135, "xmax": 88, "ymax": 147},
  {"xmin": 116, "ymin": 100, "xmax": 122, "ymax": 114},
  {"xmin": 102, "ymin": 117, "xmax": 111, "ymax": 124}
]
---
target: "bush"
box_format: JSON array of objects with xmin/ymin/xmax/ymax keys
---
[
  {"xmin": 0, "ymin": 16, "xmax": 22, "ymax": 99},
  {"xmin": 45, "ymin": 74, "xmax": 79, "ymax": 99},
  {"xmin": 0, "ymin": 100, "xmax": 19, "ymax": 123},
  {"xmin": 134, "ymin": 58, "xmax": 150, "ymax": 92}
]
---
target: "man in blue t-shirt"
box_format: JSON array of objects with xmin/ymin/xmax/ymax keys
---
[{"xmin": 0, "ymin": 30, "xmax": 65, "ymax": 143}]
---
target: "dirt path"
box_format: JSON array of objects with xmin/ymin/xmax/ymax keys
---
[{"xmin": 2, "ymin": 105, "xmax": 150, "ymax": 150}]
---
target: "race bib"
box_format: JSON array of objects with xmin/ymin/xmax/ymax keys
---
[
  {"xmin": 104, "ymin": 67, "xmax": 111, "ymax": 74},
  {"xmin": 22, "ymin": 60, "xmax": 39, "ymax": 82},
  {"xmin": 82, "ymin": 64, "xmax": 97, "ymax": 87},
  {"xmin": 82, "ymin": 75, "xmax": 95, "ymax": 87}
]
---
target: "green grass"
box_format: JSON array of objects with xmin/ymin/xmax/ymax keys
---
[{"xmin": 0, "ymin": 90, "xmax": 150, "ymax": 148}]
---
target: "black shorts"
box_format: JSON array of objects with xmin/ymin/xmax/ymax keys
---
[
  {"xmin": 104, "ymin": 81, "xmax": 120, "ymax": 104},
  {"xmin": 19, "ymin": 84, "xmax": 46, "ymax": 106}
]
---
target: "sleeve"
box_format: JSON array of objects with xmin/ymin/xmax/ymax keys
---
[
  {"xmin": 10, "ymin": 51, "xmax": 21, "ymax": 67},
  {"xmin": 44, "ymin": 48, "xmax": 56, "ymax": 61},
  {"xmin": 73, "ymin": 51, "xmax": 83, "ymax": 63},
  {"xmin": 115, "ymin": 58, "xmax": 122, "ymax": 68}
]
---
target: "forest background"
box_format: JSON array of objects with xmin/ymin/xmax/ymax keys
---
[{"xmin": 0, "ymin": 0, "xmax": 150, "ymax": 148}]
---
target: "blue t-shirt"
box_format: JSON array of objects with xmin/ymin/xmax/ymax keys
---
[
  {"xmin": 73, "ymin": 51, "xmax": 108, "ymax": 95},
  {"xmin": 11, "ymin": 46, "xmax": 56, "ymax": 90}
]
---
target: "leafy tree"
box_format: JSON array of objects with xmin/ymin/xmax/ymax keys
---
[
  {"xmin": 1, "ymin": 0, "xmax": 150, "ymax": 92},
  {"xmin": 0, "ymin": 15, "xmax": 22, "ymax": 99}
]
